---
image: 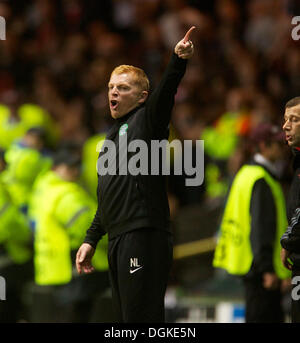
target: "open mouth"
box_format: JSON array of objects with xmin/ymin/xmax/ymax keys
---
[{"xmin": 110, "ymin": 100, "xmax": 118, "ymax": 110}]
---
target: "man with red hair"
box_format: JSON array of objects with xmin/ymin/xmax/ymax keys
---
[{"xmin": 76, "ymin": 27, "xmax": 195, "ymax": 322}]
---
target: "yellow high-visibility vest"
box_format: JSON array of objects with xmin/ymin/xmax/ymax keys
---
[
  {"xmin": 81, "ymin": 133, "xmax": 106, "ymax": 199},
  {"xmin": 0, "ymin": 176, "xmax": 32, "ymax": 264},
  {"xmin": 3, "ymin": 143, "xmax": 52, "ymax": 208},
  {"xmin": 213, "ymin": 165, "xmax": 290, "ymax": 279},
  {"xmin": 0, "ymin": 103, "xmax": 59, "ymax": 149},
  {"xmin": 32, "ymin": 171, "xmax": 108, "ymax": 285},
  {"xmin": 201, "ymin": 112, "xmax": 240, "ymax": 160}
]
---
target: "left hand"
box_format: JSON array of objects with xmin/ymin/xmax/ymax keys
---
[
  {"xmin": 263, "ymin": 272, "xmax": 280, "ymax": 290},
  {"xmin": 76, "ymin": 243, "xmax": 95, "ymax": 274},
  {"xmin": 174, "ymin": 26, "xmax": 196, "ymax": 59},
  {"xmin": 280, "ymin": 248, "xmax": 293, "ymax": 270}
]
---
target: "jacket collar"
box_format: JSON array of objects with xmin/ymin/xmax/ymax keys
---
[
  {"xmin": 116, "ymin": 104, "xmax": 144, "ymax": 125},
  {"xmin": 105, "ymin": 104, "xmax": 144, "ymax": 141},
  {"xmin": 292, "ymin": 147, "xmax": 300, "ymax": 170}
]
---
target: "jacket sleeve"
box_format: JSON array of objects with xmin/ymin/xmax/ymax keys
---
[
  {"xmin": 83, "ymin": 180, "xmax": 106, "ymax": 249},
  {"xmin": 145, "ymin": 53, "xmax": 187, "ymax": 134},
  {"xmin": 280, "ymin": 208, "xmax": 300, "ymax": 253},
  {"xmin": 250, "ymin": 178, "xmax": 277, "ymax": 274}
]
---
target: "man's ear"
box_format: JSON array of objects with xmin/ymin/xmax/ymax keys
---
[{"xmin": 138, "ymin": 91, "xmax": 148, "ymax": 104}]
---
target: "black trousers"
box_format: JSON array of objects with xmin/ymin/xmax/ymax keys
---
[
  {"xmin": 108, "ymin": 228, "xmax": 173, "ymax": 323},
  {"xmin": 243, "ymin": 275, "xmax": 284, "ymax": 323}
]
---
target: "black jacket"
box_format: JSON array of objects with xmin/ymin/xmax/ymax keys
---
[
  {"xmin": 84, "ymin": 53, "xmax": 187, "ymax": 248},
  {"xmin": 281, "ymin": 148, "xmax": 300, "ymax": 267},
  {"xmin": 248, "ymin": 159, "xmax": 278, "ymax": 277}
]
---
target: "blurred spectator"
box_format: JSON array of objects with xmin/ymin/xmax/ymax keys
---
[
  {"xmin": 0, "ymin": 90, "xmax": 59, "ymax": 150},
  {"xmin": 28, "ymin": 150, "xmax": 111, "ymax": 323},
  {"xmin": 0, "ymin": 148, "xmax": 33, "ymax": 323},
  {"xmin": 2, "ymin": 127, "xmax": 52, "ymax": 214},
  {"xmin": 213, "ymin": 123, "xmax": 291, "ymax": 322},
  {"xmin": 200, "ymin": 88, "xmax": 251, "ymax": 202},
  {"xmin": 81, "ymin": 132, "xmax": 106, "ymax": 199},
  {"xmin": 169, "ymin": 102, "xmax": 206, "ymax": 209}
]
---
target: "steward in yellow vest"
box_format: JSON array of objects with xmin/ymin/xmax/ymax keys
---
[
  {"xmin": 0, "ymin": 149, "xmax": 33, "ymax": 322},
  {"xmin": 0, "ymin": 100, "xmax": 59, "ymax": 150},
  {"xmin": 213, "ymin": 123, "xmax": 291, "ymax": 323},
  {"xmin": 201, "ymin": 111, "xmax": 250, "ymax": 200},
  {"xmin": 2, "ymin": 127, "xmax": 52, "ymax": 213},
  {"xmin": 81, "ymin": 133, "xmax": 106, "ymax": 200},
  {"xmin": 28, "ymin": 151, "xmax": 109, "ymax": 322}
]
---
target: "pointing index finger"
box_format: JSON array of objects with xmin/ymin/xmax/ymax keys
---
[{"xmin": 183, "ymin": 26, "xmax": 196, "ymax": 43}]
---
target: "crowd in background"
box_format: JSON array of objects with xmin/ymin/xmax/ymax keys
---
[
  {"xmin": 1, "ymin": 0, "xmax": 299, "ymax": 205},
  {"xmin": 0, "ymin": 0, "xmax": 299, "ymax": 322}
]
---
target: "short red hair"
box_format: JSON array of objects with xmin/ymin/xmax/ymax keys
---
[{"xmin": 110, "ymin": 65, "xmax": 150, "ymax": 92}]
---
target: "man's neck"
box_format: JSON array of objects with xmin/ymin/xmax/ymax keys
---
[{"xmin": 116, "ymin": 105, "xmax": 142, "ymax": 123}]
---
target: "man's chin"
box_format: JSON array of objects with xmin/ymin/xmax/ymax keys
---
[
  {"xmin": 110, "ymin": 111, "xmax": 121, "ymax": 119},
  {"xmin": 289, "ymin": 140, "xmax": 300, "ymax": 148}
]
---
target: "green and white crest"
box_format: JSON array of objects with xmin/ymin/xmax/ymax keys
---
[{"xmin": 119, "ymin": 123, "xmax": 128, "ymax": 136}]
